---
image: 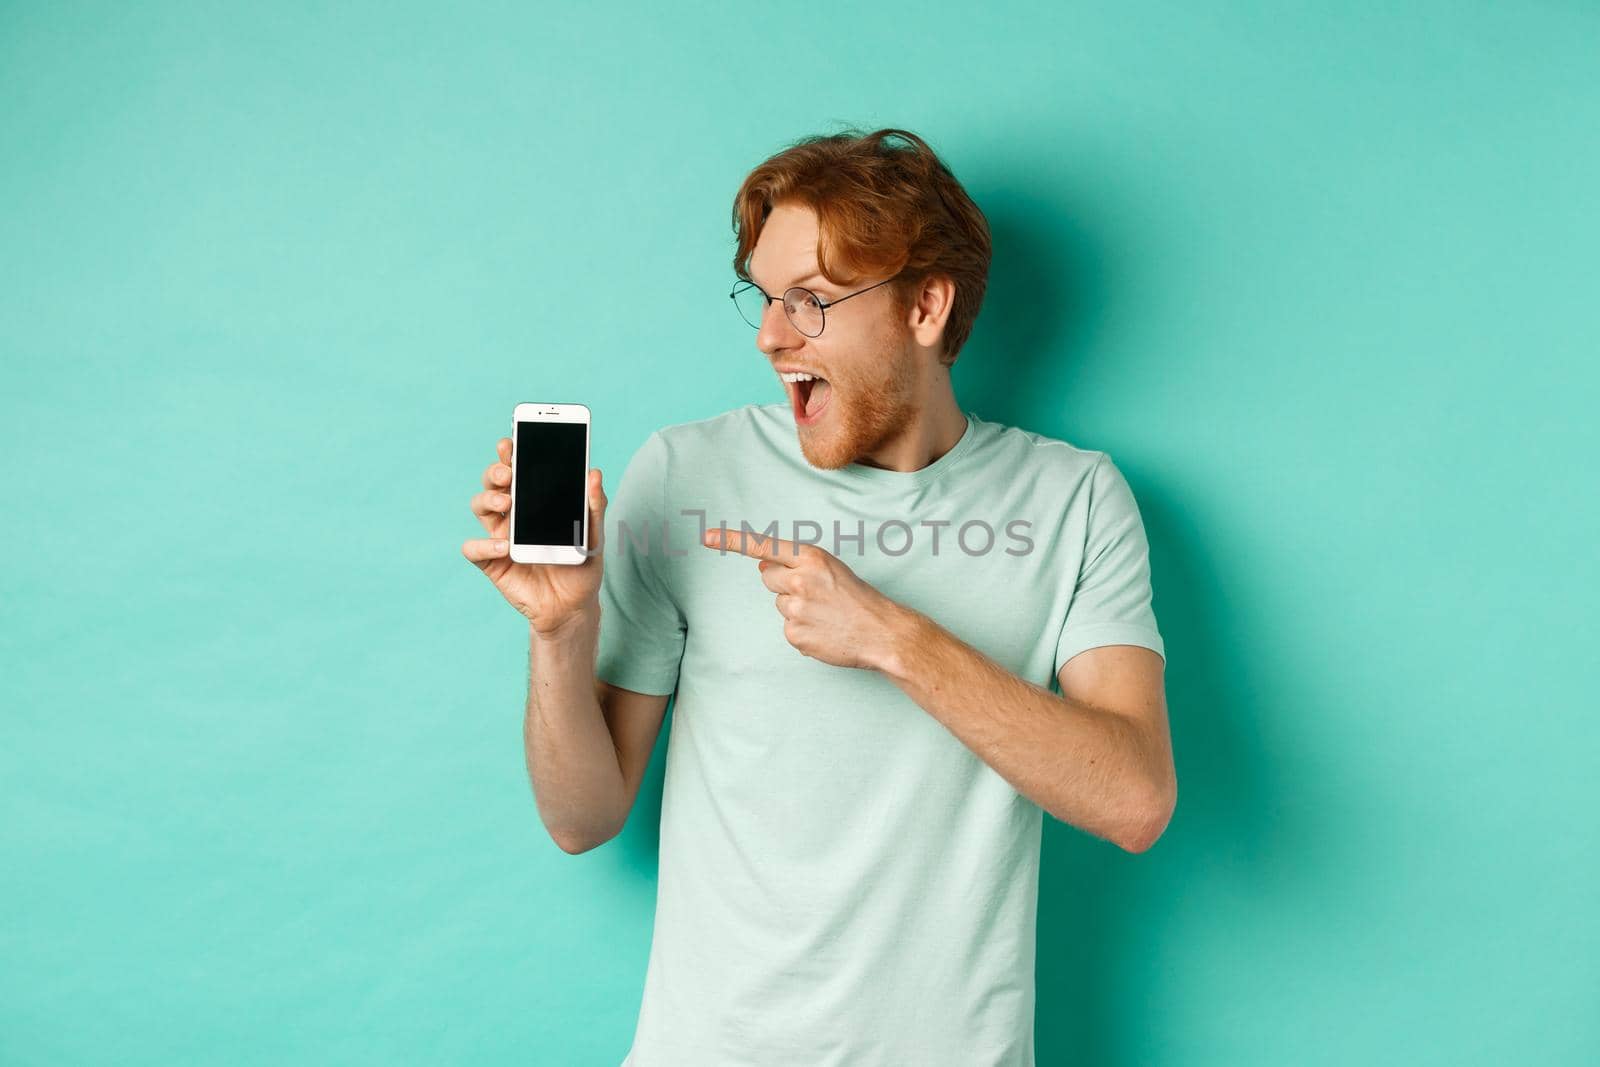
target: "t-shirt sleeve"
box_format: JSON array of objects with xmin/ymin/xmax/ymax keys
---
[
  {"xmin": 1053, "ymin": 453, "xmax": 1166, "ymax": 675},
  {"xmin": 594, "ymin": 430, "xmax": 687, "ymax": 697}
]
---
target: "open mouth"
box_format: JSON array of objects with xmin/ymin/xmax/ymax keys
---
[{"xmin": 787, "ymin": 375, "xmax": 833, "ymax": 425}]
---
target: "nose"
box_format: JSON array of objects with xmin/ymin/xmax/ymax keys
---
[{"xmin": 757, "ymin": 293, "xmax": 803, "ymax": 354}]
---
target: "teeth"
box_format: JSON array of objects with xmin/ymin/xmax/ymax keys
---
[{"xmin": 780, "ymin": 372, "xmax": 821, "ymax": 383}]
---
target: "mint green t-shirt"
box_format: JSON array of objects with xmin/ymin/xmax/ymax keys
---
[{"xmin": 596, "ymin": 402, "xmax": 1164, "ymax": 1067}]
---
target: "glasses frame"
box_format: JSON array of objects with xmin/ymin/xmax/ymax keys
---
[{"xmin": 729, "ymin": 275, "xmax": 897, "ymax": 338}]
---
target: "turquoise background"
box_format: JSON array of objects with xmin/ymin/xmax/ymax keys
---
[{"xmin": 4, "ymin": 2, "xmax": 1596, "ymax": 1063}]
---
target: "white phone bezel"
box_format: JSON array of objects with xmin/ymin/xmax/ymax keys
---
[{"xmin": 509, "ymin": 402, "xmax": 591, "ymax": 566}]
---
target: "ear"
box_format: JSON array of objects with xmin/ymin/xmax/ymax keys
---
[{"xmin": 906, "ymin": 273, "xmax": 956, "ymax": 352}]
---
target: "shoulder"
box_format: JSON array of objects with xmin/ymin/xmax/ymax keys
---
[
  {"xmin": 967, "ymin": 413, "xmax": 1113, "ymax": 493},
  {"xmin": 651, "ymin": 401, "xmax": 790, "ymax": 463},
  {"xmin": 965, "ymin": 416, "xmax": 1156, "ymax": 530}
]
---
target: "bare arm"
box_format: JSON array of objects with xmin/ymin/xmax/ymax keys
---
[
  {"xmin": 882, "ymin": 610, "xmax": 1174, "ymax": 853},
  {"xmin": 524, "ymin": 608, "xmax": 669, "ymax": 854},
  {"xmin": 706, "ymin": 525, "xmax": 1175, "ymax": 853},
  {"xmin": 462, "ymin": 434, "xmax": 670, "ymax": 855}
]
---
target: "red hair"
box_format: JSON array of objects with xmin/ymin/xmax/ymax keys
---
[{"xmin": 731, "ymin": 127, "xmax": 992, "ymax": 366}]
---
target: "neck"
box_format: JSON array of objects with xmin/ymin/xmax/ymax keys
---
[{"xmin": 854, "ymin": 374, "xmax": 966, "ymax": 473}]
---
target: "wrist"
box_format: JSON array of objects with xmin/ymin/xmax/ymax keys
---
[
  {"xmin": 529, "ymin": 601, "xmax": 599, "ymax": 645},
  {"xmin": 873, "ymin": 602, "xmax": 929, "ymax": 680}
]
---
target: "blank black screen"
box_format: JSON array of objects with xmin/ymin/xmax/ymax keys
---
[{"xmin": 513, "ymin": 420, "xmax": 587, "ymax": 548}]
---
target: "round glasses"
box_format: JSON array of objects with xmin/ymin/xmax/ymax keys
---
[{"xmin": 729, "ymin": 276, "xmax": 896, "ymax": 338}]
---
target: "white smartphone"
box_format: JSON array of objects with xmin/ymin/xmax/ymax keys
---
[{"xmin": 509, "ymin": 402, "xmax": 591, "ymax": 565}]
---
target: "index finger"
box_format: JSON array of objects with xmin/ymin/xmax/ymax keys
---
[{"xmin": 702, "ymin": 526, "xmax": 807, "ymax": 564}]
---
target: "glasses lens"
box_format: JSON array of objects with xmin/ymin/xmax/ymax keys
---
[
  {"xmin": 732, "ymin": 283, "xmax": 766, "ymax": 329},
  {"xmin": 784, "ymin": 288, "xmax": 824, "ymax": 337}
]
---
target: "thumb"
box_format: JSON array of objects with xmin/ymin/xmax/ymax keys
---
[{"xmin": 587, "ymin": 468, "xmax": 606, "ymax": 557}]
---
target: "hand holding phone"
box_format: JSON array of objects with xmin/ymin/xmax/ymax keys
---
[{"xmin": 462, "ymin": 403, "xmax": 603, "ymax": 635}]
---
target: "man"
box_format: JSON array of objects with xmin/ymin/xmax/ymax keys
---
[{"xmin": 464, "ymin": 127, "xmax": 1175, "ymax": 1066}]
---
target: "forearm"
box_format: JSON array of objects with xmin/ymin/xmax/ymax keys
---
[
  {"xmin": 524, "ymin": 605, "xmax": 626, "ymax": 850},
  {"xmin": 878, "ymin": 608, "xmax": 1168, "ymax": 851}
]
